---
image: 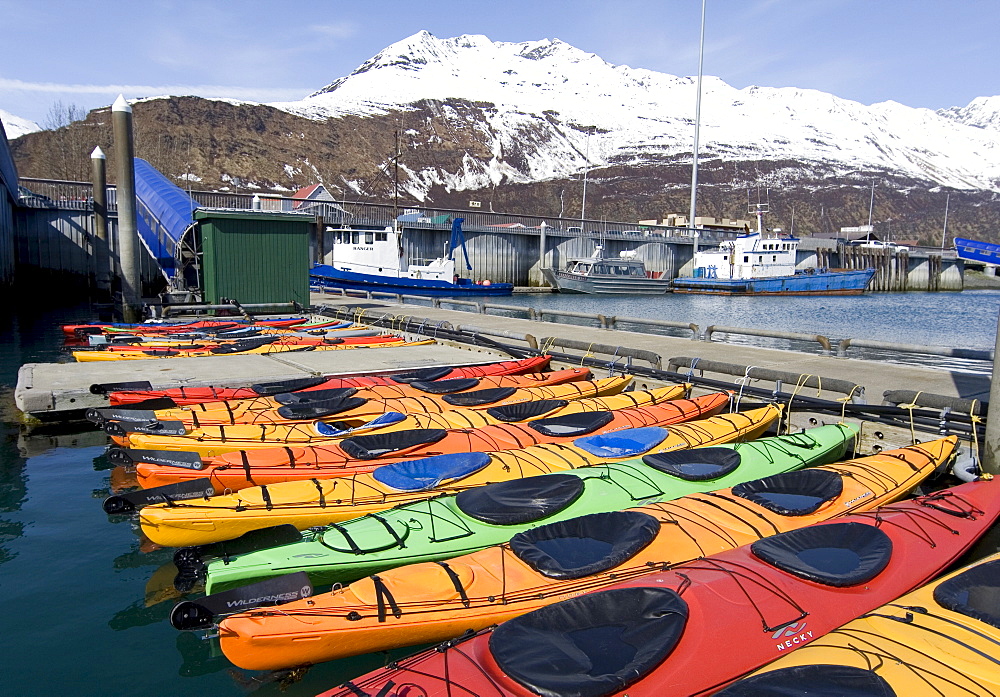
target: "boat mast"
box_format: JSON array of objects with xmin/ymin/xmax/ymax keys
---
[
  {"xmin": 393, "ymin": 130, "xmax": 400, "ymax": 233},
  {"xmin": 688, "ymin": 0, "xmax": 707, "ymax": 256},
  {"xmin": 940, "ymin": 193, "xmax": 950, "ymax": 249}
]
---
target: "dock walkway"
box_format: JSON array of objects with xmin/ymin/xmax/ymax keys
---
[{"xmin": 314, "ymin": 294, "xmax": 990, "ymax": 407}]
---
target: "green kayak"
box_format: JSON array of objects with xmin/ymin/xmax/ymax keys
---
[{"xmin": 199, "ymin": 422, "xmax": 858, "ymax": 593}]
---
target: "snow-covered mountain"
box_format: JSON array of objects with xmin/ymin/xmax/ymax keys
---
[
  {"xmin": 266, "ymin": 31, "xmax": 1000, "ymax": 195},
  {"xmin": 0, "ymin": 109, "xmax": 41, "ymax": 140}
]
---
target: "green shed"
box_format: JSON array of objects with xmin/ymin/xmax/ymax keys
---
[{"xmin": 194, "ymin": 209, "xmax": 313, "ymax": 305}]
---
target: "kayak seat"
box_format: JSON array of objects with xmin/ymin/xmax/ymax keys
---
[
  {"xmin": 486, "ymin": 400, "xmax": 569, "ymax": 422},
  {"xmin": 389, "ymin": 366, "xmax": 454, "ymax": 384},
  {"xmin": 933, "ymin": 559, "xmax": 1000, "ymax": 630},
  {"xmin": 250, "ymin": 377, "xmax": 329, "ymax": 396},
  {"xmin": 455, "ymin": 474, "xmax": 586, "ymax": 525},
  {"xmin": 641, "ymin": 447, "xmax": 742, "ymax": 481},
  {"xmin": 372, "ymin": 452, "xmax": 492, "ymax": 491},
  {"xmin": 489, "ymin": 587, "xmax": 688, "ymax": 697},
  {"xmin": 339, "ymin": 428, "xmax": 449, "ymax": 460},
  {"xmin": 273, "ymin": 387, "xmax": 358, "ymax": 405},
  {"xmin": 276, "ymin": 396, "xmax": 368, "ymax": 420},
  {"xmin": 442, "ymin": 387, "xmax": 518, "ymax": 407},
  {"xmin": 528, "ymin": 411, "xmax": 615, "ymax": 438},
  {"xmin": 409, "ymin": 377, "xmax": 481, "ymax": 394},
  {"xmin": 510, "ymin": 510, "xmax": 660, "ymax": 579},
  {"xmin": 733, "ymin": 469, "xmax": 844, "ymax": 516},
  {"xmin": 313, "ymin": 412, "xmax": 408, "ymax": 437},
  {"xmin": 573, "ymin": 427, "xmax": 669, "ymax": 459},
  {"xmin": 752, "ymin": 522, "xmax": 893, "ymax": 587},
  {"xmin": 714, "ymin": 665, "xmax": 898, "ymax": 697}
]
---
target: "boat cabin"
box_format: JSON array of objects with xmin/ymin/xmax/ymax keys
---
[
  {"xmin": 324, "ymin": 226, "xmax": 456, "ymax": 281},
  {"xmin": 692, "ymin": 232, "xmax": 800, "ymax": 280},
  {"xmin": 566, "ymin": 247, "xmax": 649, "ymax": 278}
]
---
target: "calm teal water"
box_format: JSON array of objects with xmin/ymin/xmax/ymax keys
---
[{"xmin": 1, "ymin": 292, "xmax": 999, "ymax": 696}]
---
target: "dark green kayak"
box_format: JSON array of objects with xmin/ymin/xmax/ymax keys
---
[{"xmin": 199, "ymin": 423, "xmax": 858, "ymax": 593}]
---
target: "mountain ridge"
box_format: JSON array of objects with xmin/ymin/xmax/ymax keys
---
[{"xmin": 8, "ymin": 31, "xmax": 1000, "ymax": 243}]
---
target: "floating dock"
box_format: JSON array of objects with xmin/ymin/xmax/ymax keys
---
[{"xmin": 14, "ymin": 342, "xmax": 494, "ymax": 418}]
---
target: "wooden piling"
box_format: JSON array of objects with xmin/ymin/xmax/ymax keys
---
[{"xmin": 90, "ymin": 146, "xmax": 110, "ymax": 295}]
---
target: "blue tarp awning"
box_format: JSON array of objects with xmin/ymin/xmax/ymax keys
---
[{"xmin": 133, "ymin": 158, "xmax": 199, "ymax": 278}]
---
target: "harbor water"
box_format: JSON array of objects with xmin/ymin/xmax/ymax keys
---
[{"xmin": 1, "ymin": 290, "xmax": 999, "ymax": 696}]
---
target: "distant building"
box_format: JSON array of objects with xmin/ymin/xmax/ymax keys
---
[
  {"xmin": 252, "ymin": 184, "xmax": 348, "ymax": 222},
  {"xmin": 639, "ymin": 213, "xmax": 753, "ymax": 232}
]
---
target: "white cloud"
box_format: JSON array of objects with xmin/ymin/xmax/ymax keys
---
[
  {"xmin": 0, "ymin": 77, "xmax": 309, "ymax": 102},
  {"xmin": 309, "ymin": 22, "xmax": 360, "ymax": 39}
]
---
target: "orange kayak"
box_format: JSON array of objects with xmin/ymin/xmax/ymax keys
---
[{"xmin": 133, "ymin": 391, "xmax": 732, "ymax": 492}]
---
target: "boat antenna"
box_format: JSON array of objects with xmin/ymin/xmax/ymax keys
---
[{"xmin": 688, "ymin": 0, "xmax": 707, "ymax": 256}]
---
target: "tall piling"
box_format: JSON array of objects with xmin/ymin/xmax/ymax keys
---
[
  {"xmin": 111, "ymin": 94, "xmax": 142, "ymax": 322},
  {"xmin": 984, "ymin": 309, "xmax": 1000, "ymax": 475},
  {"xmin": 539, "ymin": 222, "xmax": 547, "ymax": 280},
  {"xmin": 90, "ymin": 146, "xmax": 111, "ymax": 296}
]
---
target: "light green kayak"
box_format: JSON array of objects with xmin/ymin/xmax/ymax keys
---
[{"xmin": 196, "ymin": 422, "xmax": 858, "ymax": 593}]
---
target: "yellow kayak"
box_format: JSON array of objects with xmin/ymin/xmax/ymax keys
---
[
  {"xmin": 138, "ymin": 404, "xmax": 780, "ymax": 547},
  {"xmin": 720, "ymin": 547, "xmax": 1000, "ymax": 697},
  {"xmin": 110, "ymin": 376, "xmax": 638, "ymax": 455}
]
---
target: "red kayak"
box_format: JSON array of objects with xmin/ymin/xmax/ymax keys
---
[
  {"xmin": 317, "ymin": 479, "xmax": 999, "ymax": 697},
  {"xmin": 107, "ymin": 356, "xmax": 552, "ymax": 406},
  {"xmin": 62, "ymin": 317, "xmax": 307, "ymax": 337}
]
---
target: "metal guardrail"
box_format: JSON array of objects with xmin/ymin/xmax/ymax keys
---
[
  {"xmin": 838, "ymin": 337, "xmax": 993, "ymax": 361},
  {"xmin": 538, "ymin": 337, "xmax": 662, "ymax": 370},
  {"xmin": 705, "ymin": 325, "xmax": 832, "ymax": 353},
  {"xmin": 667, "ymin": 357, "xmax": 865, "ymax": 401},
  {"xmin": 456, "ymin": 325, "xmax": 539, "ymax": 350}
]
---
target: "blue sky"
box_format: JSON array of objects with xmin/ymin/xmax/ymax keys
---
[{"xmin": 2, "ymin": 0, "xmax": 997, "ymax": 124}]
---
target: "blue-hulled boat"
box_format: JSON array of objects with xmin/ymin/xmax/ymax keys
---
[
  {"xmin": 309, "ymin": 218, "xmax": 513, "ymax": 297},
  {"xmin": 671, "ymin": 208, "xmax": 875, "ymax": 296}
]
